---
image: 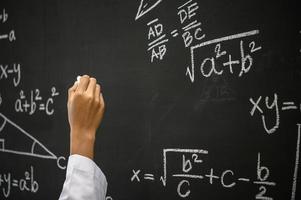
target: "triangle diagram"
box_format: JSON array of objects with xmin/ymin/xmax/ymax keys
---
[
  {"xmin": 135, "ymin": 0, "xmax": 162, "ymax": 20},
  {"xmin": 0, "ymin": 112, "xmax": 57, "ymax": 160}
]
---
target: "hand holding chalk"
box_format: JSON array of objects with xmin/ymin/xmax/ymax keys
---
[{"xmin": 67, "ymin": 75, "xmax": 105, "ymax": 160}]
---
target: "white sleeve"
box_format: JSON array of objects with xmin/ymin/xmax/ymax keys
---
[{"xmin": 59, "ymin": 154, "xmax": 108, "ymax": 200}]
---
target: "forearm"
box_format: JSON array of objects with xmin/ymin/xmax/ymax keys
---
[
  {"xmin": 70, "ymin": 130, "xmax": 96, "ymax": 160},
  {"xmin": 60, "ymin": 75, "xmax": 107, "ymax": 200}
]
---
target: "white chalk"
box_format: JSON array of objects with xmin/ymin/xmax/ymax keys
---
[
  {"xmin": 75, "ymin": 76, "xmax": 103, "ymax": 88},
  {"xmin": 75, "ymin": 76, "xmax": 81, "ymax": 84}
]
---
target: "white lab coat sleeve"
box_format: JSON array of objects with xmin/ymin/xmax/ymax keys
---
[{"xmin": 59, "ymin": 154, "xmax": 108, "ymax": 200}]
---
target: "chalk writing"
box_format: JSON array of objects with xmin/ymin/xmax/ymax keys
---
[
  {"xmin": 159, "ymin": 149, "xmax": 208, "ymax": 186},
  {"xmin": 177, "ymin": 0, "xmax": 205, "ymax": 48},
  {"xmin": 255, "ymin": 153, "xmax": 276, "ymax": 200},
  {"xmin": 0, "ymin": 9, "xmax": 15, "ymax": 42},
  {"xmin": 0, "ymin": 63, "xmax": 21, "ymax": 87},
  {"xmin": 0, "ymin": 7, "xmax": 66, "ymax": 199},
  {"xmin": 147, "ymin": 18, "xmax": 168, "ymax": 62},
  {"xmin": 131, "ymin": 148, "xmax": 284, "ymax": 199},
  {"xmin": 0, "ymin": 9, "xmax": 20, "ymax": 87},
  {"xmin": 142, "ymin": 1, "xmax": 206, "ymax": 63},
  {"xmin": 291, "ymin": 124, "xmax": 300, "ymax": 200},
  {"xmin": 186, "ymin": 30, "xmax": 261, "ymax": 82},
  {"xmin": 250, "ymin": 93, "xmax": 301, "ymax": 134},
  {"xmin": 0, "ymin": 113, "xmax": 66, "ymax": 170},
  {"xmin": 0, "ymin": 29, "xmax": 16, "ymax": 42},
  {"xmin": 0, "ymin": 6, "xmax": 65, "ymax": 179},
  {"xmin": 131, "ymin": 125, "xmax": 300, "ymax": 198},
  {"xmin": 136, "ymin": 1, "xmax": 262, "ymax": 87},
  {"xmin": 135, "ymin": 0, "xmax": 163, "ymax": 21},
  {"xmin": 0, "ymin": 8, "xmax": 8, "ymax": 23},
  {"xmin": 0, "ymin": 166, "xmax": 38, "ymax": 198},
  {"xmin": 15, "ymin": 87, "xmax": 59, "ymax": 116}
]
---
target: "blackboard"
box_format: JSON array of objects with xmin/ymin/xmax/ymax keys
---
[{"xmin": 0, "ymin": 0, "xmax": 300, "ymax": 199}]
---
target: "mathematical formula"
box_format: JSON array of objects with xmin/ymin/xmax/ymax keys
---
[
  {"xmin": 0, "ymin": 9, "xmax": 20, "ymax": 88},
  {"xmin": 146, "ymin": 0, "xmax": 205, "ymax": 63},
  {"xmin": 0, "ymin": 63, "xmax": 21, "ymax": 87},
  {"xmin": 250, "ymin": 93, "xmax": 301, "ymax": 134},
  {"xmin": 0, "ymin": 9, "xmax": 16, "ymax": 42},
  {"xmin": 134, "ymin": 1, "xmax": 300, "ymax": 199},
  {"xmin": 15, "ymin": 87, "xmax": 59, "ymax": 116},
  {"xmin": 0, "ymin": 7, "xmax": 65, "ymax": 198},
  {"xmin": 186, "ymin": 30, "xmax": 262, "ymax": 82},
  {"xmin": 138, "ymin": 0, "xmax": 263, "ymax": 86},
  {"xmin": 131, "ymin": 124, "xmax": 300, "ymax": 199},
  {"xmin": 0, "ymin": 166, "xmax": 39, "ymax": 198}
]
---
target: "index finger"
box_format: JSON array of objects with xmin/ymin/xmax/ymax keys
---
[{"xmin": 76, "ymin": 75, "xmax": 90, "ymax": 93}]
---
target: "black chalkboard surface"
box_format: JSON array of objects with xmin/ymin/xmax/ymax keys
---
[{"xmin": 0, "ymin": 0, "xmax": 300, "ymax": 199}]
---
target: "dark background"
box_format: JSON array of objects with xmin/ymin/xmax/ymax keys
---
[{"xmin": 0, "ymin": 0, "xmax": 300, "ymax": 199}]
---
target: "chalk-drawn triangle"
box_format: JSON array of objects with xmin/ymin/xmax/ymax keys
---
[
  {"xmin": 135, "ymin": 0, "xmax": 162, "ymax": 20},
  {"xmin": 0, "ymin": 112, "xmax": 57, "ymax": 160}
]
